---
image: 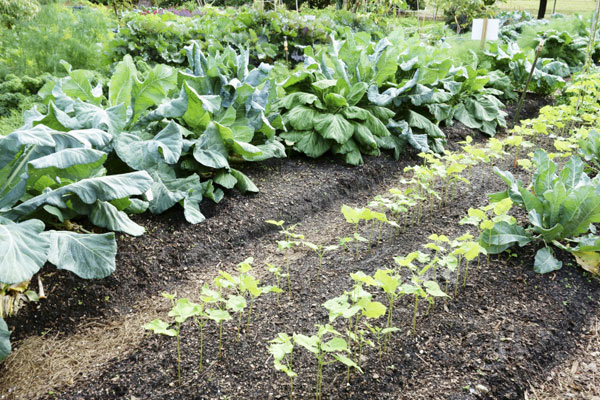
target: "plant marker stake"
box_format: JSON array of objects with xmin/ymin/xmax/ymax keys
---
[
  {"xmin": 480, "ymin": 18, "xmax": 489, "ymax": 51},
  {"xmin": 513, "ymin": 37, "xmax": 545, "ymax": 125}
]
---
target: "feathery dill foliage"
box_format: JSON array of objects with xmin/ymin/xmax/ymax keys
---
[{"xmin": 0, "ymin": 3, "xmax": 115, "ymax": 78}]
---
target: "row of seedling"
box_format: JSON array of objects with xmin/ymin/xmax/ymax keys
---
[
  {"xmin": 144, "ymin": 257, "xmax": 281, "ymax": 385},
  {"xmin": 269, "ymin": 225, "xmax": 488, "ymax": 400}
]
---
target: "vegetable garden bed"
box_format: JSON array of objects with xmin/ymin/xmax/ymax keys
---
[{"xmin": 2, "ymin": 95, "xmax": 598, "ymax": 400}]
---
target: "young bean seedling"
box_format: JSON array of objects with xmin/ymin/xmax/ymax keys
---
[{"xmin": 269, "ymin": 333, "xmax": 296, "ymax": 400}]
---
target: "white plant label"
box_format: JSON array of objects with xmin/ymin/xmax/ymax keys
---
[{"xmin": 471, "ymin": 19, "xmax": 500, "ymax": 41}]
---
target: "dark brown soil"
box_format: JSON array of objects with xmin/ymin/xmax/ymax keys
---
[{"xmin": 4, "ymin": 93, "xmax": 597, "ymax": 400}]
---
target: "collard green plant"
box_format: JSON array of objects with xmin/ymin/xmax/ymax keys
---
[{"xmin": 482, "ymin": 149, "xmax": 600, "ymax": 274}]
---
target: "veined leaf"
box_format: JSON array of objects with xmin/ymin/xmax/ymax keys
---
[
  {"xmin": 132, "ymin": 64, "xmax": 177, "ymax": 122},
  {"xmin": 5, "ymin": 172, "xmax": 153, "ymax": 220},
  {"xmin": 0, "ymin": 318, "xmax": 10, "ymax": 361},
  {"xmin": 43, "ymin": 230, "xmax": 117, "ymax": 279},
  {"xmin": 314, "ymin": 113, "xmax": 353, "ymax": 144},
  {"xmin": 115, "ymin": 121, "xmax": 184, "ymax": 171},
  {"xmin": 533, "ymin": 247, "xmax": 562, "ymax": 274},
  {"xmin": 109, "ymin": 54, "xmax": 137, "ymax": 108},
  {"xmin": 0, "ymin": 218, "xmax": 49, "ymax": 284}
]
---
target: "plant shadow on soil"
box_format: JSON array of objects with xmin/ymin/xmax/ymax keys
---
[{"xmin": 4, "ymin": 94, "xmax": 599, "ymax": 400}]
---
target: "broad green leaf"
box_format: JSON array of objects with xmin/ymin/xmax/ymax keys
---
[
  {"xmin": 109, "ymin": 54, "xmax": 137, "ymax": 108},
  {"xmin": 62, "ymin": 69, "xmax": 102, "ymax": 105},
  {"xmin": 345, "ymin": 82, "xmax": 368, "ymax": 106},
  {"xmin": 144, "ymin": 319, "xmax": 177, "ymax": 336},
  {"xmin": 132, "ymin": 64, "xmax": 177, "ymax": 121},
  {"xmin": 423, "ymin": 281, "xmax": 447, "ymax": 297},
  {"xmin": 27, "ymin": 148, "xmax": 107, "ymax": 190},
  {"xmin": 230, "ymin": 168, "xmax": 258, "ymax": 193},
  {"xmin": 562, "ymin": 186, "xmax": 600, "ymax": 236},
  {"xmin": 169, "ymin": 298, "xmax": 202, "ymax": 323},
  {"xmin": 43, "ymin": 230, "xmax": 117, "ymax": 279},
  {"xmin": 35, "ymin": 102, "xmax": 81, "ymax": 132},
  {"xmin": 284, "ymin": 106, "xmax": 316, "ymax": 131},
  {"xmin": 324, "ymin": 93, "xmax": 348, "ymax": 108},
  {"xmin": 182, "ymin": 82, "xmax": 221, "ymax": 129},
  {"xmin": 408, "ymin": 110, "xmax": 445, "ymax": 139},
  {"xmin": 289, "ymin": 130, "xmax": 331, "ymax": 158},
  {"xmin": 322, "ymin": 337, "xmax": 347, "ymax": 352},
  {"xmin": 353, "ymin": 124, "xmax": 377, "ymax": 150},
  {"xmin": 293, "ymin": 334, "xmax": 318, "ymax": 354},
  {"xmin": 480, "ymin": 221, "xmax": 532, "ymax": 254},
  {"xmin": 343, "ymin": 106, "xmax": 370, "ymax": 121},
  {"xmin": 278, "ymin": 92, "xmax": 320, "ymax": 110},
  {"xmin": 0, "ymin": 218, "xmax": 49, "ymax": 284},
  {"xmin": 314, "ymin": 113, "xmax": 353, "ymax": 144},
  {"xmin": 362, "ymin": 301, "xmax": 386, "ymax": 319},
  {"xmin": 5, "ymin": 172, "xmax": 153, "ymax": 220},
  {"xmin": 193, "ymin": 124, "xmax": 230, "ymax": 170},
  {"xmin": 374, "ymin": 269, "xmax": 400, "ymax": 294},
  {"xmin": 89, "ymin": 201, "xmax": 145, "ymax": 236},
  {"xmin": 226, "ymin": 295, "xmax": 247, "ymax": 312},
  {"xmin": 206, "ymin": 309, "xmax": 232, "ymax": 323},
  {"xmin": 148, "ymin": 173, "xmax": 203, "ymax": 216},
  {"xmin": 214, "ymin": 171, "xmax": 237, "ymax": 189},
  {"xmin": 73, "ymin": 101, "xmax": 126, "ymax": 135},
  {"xmin": 333, "ymin": 353, "xmax": 362, "ymax": 372},
  {"xmin": 312, "ymin": 79, "xmax": 338, "ymax": 91},
  {"xmin": 533, "ymin": 247, "xmax": 563, "ymax": 274},
  {"xmin": 0, "ymin": 318, "xmax": 10, "ymax": 361}
]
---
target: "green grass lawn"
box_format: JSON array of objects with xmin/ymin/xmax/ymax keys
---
[{"xmin": 498, "ymin": 0, "xmax": 596, "ymax": 15}]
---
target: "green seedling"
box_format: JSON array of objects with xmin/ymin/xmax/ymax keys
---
[
  {"xmin": 436, "ymin": 254, "xmax": 457, "ymax": 303},
  {"xmin": 144, "ymin": 297, "xmax": 201, "ymax": 385},
  {"xmin": 267, "ymin": 263, "xmax": 285, "ymax": 306},
  {"xmin": 364, "ymin": 322, "xmax": 400, "ymax": 359},
  {"xmin": 395, "ymin": 252, "xmax": 447, "ymax": 334},
  {"xmin": 226, "ymin": 294, "xmax": 247, "ymax": 342},
  {"xmin": 423, "ymin": 233, "xmax": 450, "ymax": 280},
  {"xmin": 338, "ymin": 236, "xmax": 354, "ymax": 264},
  {"xmin": 368, "ymin": 268, "xmax": 402, "ymax": 349},
  {"xmin": 294, "ymin": 324, "xmax": 361, "ymax": 400},
  {"xmin": 460, "ymin": 198, "xmax": 514, "ymax": 263},
  {"xmin": 192, "ymin": 303, "xmax": 208, "ymax": 371},
  {"xmin": 302, "ymin": 241, "xmax": 339, "ymax": 280},
  {"xmin": 144, "ymin": 319, "xmax": 180, "ymax": 382},
  {"xmin": 206, "ymin": 308, "xmax": 231, "ymax": 359},
  {"xmin": 241, "ymin": 271, "xmax": 281, "ymax": 330},
  {"xmin": 341, "ymin": 205, "xmax": 370, "ymax": 257},
  {"xmin": 269, "ymin": 333, "xmax": 297, "ymax": 400}
]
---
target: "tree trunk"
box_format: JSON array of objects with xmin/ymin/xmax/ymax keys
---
[{"xmin": 537, "ymin": 0, "xmax": 547, "ymax": 19}]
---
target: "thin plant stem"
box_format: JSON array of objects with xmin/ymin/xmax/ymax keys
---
[
  {"xmin": 454, "ymin": 255, "xmax": 462, "ymax": 297},
  {"xmin": 176, "ymin": 325, "xmax": 181, "ymax": 385},
  {"xmin": 246, "ymin": 298, "xmax": 254, "ymax": 331},
  {"xmin": 218, "ymin": 321, "xmax": 223, "ymax": 359},
  {"xmin": 286, "ymin": 248, "xmax": 291, "ymax": 296},
  {"xmin": 412, "ymin": 296, "xmax": 419, "ymax": 335}
]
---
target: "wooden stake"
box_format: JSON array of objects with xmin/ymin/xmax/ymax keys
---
[{"xmin": 480, "ymin": 18, "xmax": 489, "ymax": 50}]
